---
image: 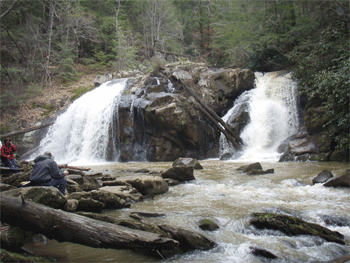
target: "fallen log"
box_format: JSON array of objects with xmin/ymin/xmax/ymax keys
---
[
  {"xmin": 180, "ymin": 80, "xmax": 244, "ymax": 148},
  {"xmin": 0, "ymin": 121, "xmax": 54, "ymax": 140},
  {"xmin": 194, "ymin": 101, "xmax": 242, "ymax": 150},
  {"xmin": 0, "ymin": 194, "xmax": 179, "ymax": 250}
]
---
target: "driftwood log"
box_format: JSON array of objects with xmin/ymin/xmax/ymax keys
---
[
  {"xmin": 0, "ymin": 194, "xmax": 179, "ymax": 250},
  {"xmin": 180, "ymin": 80, "xmax": 243, "ymax": 150}
]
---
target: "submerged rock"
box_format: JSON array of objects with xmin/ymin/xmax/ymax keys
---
[
  {"xmin": 249, "ymin": 246, "xmax": 278, "ymax": 260},
  {"xmin": 198, "ymin": 219, "xmax": 220, "ymax": 231},
  {"xmin": 250, "ymin": 213, "xmax": 345, "ymax": 245},
  {"xmin": 312, "ymin": 170, "xmax": 333, "ymax": 185}
]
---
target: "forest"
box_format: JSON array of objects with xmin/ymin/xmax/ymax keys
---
[{"xmin": 0, "ymin": 0, "xmax": 349, "ymax": 153}]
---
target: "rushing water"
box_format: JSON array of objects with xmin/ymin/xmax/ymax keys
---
[
  {"xmin": 24, "ymin": 160, "xmax": 350, "ymax": 263},
  {"xmin": 24, "ymin": 72, "xmax": 349, "ymax": 262},
  {"xmin": 221, "ymin": 71, "xmax": 299, "ymax": 162},
  {"xmin": 30, "ymin": 79, "xmax": 128, "ymax": 164}
]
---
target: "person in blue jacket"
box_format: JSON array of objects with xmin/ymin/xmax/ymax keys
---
[{"xmin": 29, "ymin": 151, "xmax": 68, "ymax": 195}]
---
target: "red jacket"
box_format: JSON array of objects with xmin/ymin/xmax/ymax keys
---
[{"xmin": 1, "ymin": 143, "xmax": 17, "ymax": 160}]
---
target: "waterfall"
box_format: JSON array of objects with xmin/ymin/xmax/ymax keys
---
[
  {"xmin": 221, "ymin": 71, "xmax": 299, "ymax": 161},
  {"xmin": 32, "ymin": 79, "xmax": 128, "ymax": 165}
]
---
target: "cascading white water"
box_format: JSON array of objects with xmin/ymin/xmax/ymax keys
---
[
  {"xmin": 221, "ymin": 71, "xmax": 299, "ymax": 161},
  {"xmin": 32, "ymin": 79, "xmax": 128, "ymax": 165}
]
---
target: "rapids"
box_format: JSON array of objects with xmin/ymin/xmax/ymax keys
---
[{"xmin": 24, "ymin": 160, "xmax": 350, "ymax": 263}]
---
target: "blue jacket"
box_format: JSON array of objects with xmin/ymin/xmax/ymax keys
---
[{"xmin": 29, "ymin": 155, "xmax": 65, "ymax": 182}]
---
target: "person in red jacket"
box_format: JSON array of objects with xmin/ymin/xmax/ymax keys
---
[{"xmin": 1, "ymin": 138, "xmax": 19, "ymax": 169}]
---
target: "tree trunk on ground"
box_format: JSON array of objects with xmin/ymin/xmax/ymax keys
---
[
  {"xmin": 0, "ymin": 194, "xmax": 179, "ymax": 250},
  {"xmin": 0, "ymin": 121, "xmax": 54, "ymax": 139}
]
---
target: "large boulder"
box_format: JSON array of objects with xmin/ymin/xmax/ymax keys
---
[
  {"xmin": 70, "ymin": 190, "xmax": 128, "ymax": 210},
  {"xmin": 3, "ymin": 187, "xmax": 67, "ymax": 209},
  {"xmin": 99, "ymin": 185, "xmax": 144, "ymax": 202},
  {"xmin": 312, "ymin": 170, "xmax": 333, "ymax": 185},
  {"xmin": 158, "ymin": 224, "xmax": 216, "ymax": 252},
  {"xmin": 172, "ymin": 157, "xmax": 203, "ymax": 170},
  {"xmin": 161, "ymin": 166, "xmax": 195, "ymax": 182},
  {"xmin": 108, "ymin": 175, "xmax": 169, "ymax": 196},
  {"xmin": 323, "ymin": 170, "xmax": 350, "ymax": 188},
  {"xmin": 250, "ymin": 213, "xmax": 345, "ymax": 244}
]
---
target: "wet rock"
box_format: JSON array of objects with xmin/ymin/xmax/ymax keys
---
[
  {"xmin": 323, "ymin": 170, "xmax": 350, "ymax": 188},
  {"xmin": 220, "ymin": 152, "xmax": 232, "ymax": 160},
  {"xmin": 198, "ymin": 219, "xmax": 220, "ymax": 231},
  {"xmin": 80, "ymin": 176, "xmax": 102, "ymax": 191},
  {"xmin": 64, "ymin": 199, "xmax": 79, "ymax": 212},
  {"xmin": 319, "ymin": 215, "xmax": 350, "ymax": 227},
  {"xmin": 250, "ymin": 213, "xmax": 345, "ymax": 245},
  {"xmin": 172, "ymin": 157, "xmax": 203, "ymax": 170},
  {"xmin": 77, "ymin": 198, "xmax": 105, "ymax": 212},
  {"xmin": 0, "ymin": 183, "xmax": 15, "ymax": 192},
  {"xmin": 0, "ymin": 226, "xmax": 25, "ymax": 252},
  {"xmin": 247, "ymin": 169, "xmax": 274, "ymax": 176},
  {"xmin": 111, "ymin": 175, "xmax": 169, "ymax": 196},
  {"xmin": 249, "ymin": 246, "xmax": 278, "ymax": 259},
  {"xmin": 1, "ymin": 171, "xmax": 31, "ymax": 187},
  {"xmin": 161, "ymin": 166, "xmax": 195, "ymax": 182},
  {"xmin": 158, "ymin": 224, "xmax": 216, "ymax": 251},
  {"xmin": 99, "ymin": 185, "xmax": 144, "ymax": 202},
  {"xmin": 70, "ymin": 189, "xmax": 128, "ymax": 210},
  {"xmin": 237, "ymin": 162, "xmax": 262, "ymax": 173},
  {"xmin": 312, "ymin": 170, "xmax": 333, "ymax": 185},
  {"xmin": 25, "ymin": 233, "xmax": 48, "ymax": 246},
  {"xmin": 3, "ymin": 187, "xmax": 67, "ymax": 209}
]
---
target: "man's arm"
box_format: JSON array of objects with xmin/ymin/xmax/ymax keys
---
[{"xmin": 49, "ymin": 160, "xmax": 65, "ymax": 180}]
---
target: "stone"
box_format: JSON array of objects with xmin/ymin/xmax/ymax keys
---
[
  {"xmin": 172, "ymin": 157, "xmax": 203, "ymax": 169},
  {"xmin": 250, "ymin": 213, "xmax": 345, "ymax": 244},
  {"xmin": 198, "ymin": 219, "xmax": 220, "ymax": 231},
  {"xmin": 99, "ymin": 185, "xmax": 144, "ymax": 202},
  {"xmin": 70, "ymin": 190, "xmax": 128, "ymax": 209},
  {"xmin": 3, "ymin": 187, "xmax": 67, "ymax": 209},
  {"xmin": 64, "ymin": 199, "xmax": 79, "ymax": 212},
  {"xmin": 312, "ymin": 170, "xmax": 333, "ymax": 185},
  {"xmin": 237, "ymin": 162, "xmax": 262, "ymax": 173},
  {"xmin": 323, "ymin": 170, "xmax": 350, "ymax": 188},
  {"xmin": 111, "ymin": 175, "xmax": 169, "ymax": 196},
  {"xmin": 161, "ymin": 166, "xmax": 195, "ymax": 182}
]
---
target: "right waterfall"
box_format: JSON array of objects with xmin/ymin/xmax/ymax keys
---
[{"xmin": 221, "ymin": 71, "xmax": 300, "ymax": 161}]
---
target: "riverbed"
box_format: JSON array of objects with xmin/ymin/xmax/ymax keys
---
[{"xmin": 24, "ymin": 160, "xmax": 350, "ymax": 263}]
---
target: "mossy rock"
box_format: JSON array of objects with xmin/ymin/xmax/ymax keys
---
[{"xmin": 250, "ymin": 213, "xmax": 345, "ymax": 244}]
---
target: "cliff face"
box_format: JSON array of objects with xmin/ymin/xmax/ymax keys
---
[
  {"xmin": 111, "ymin": 62, "xmax": 255, "ymax": 161},
  {"xmin": 17, "ymin": 61, "xmax": 347, "ymax": 163}
]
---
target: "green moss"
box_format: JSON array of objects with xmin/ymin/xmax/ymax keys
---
[
  {"xmin": 71, "ymin": 86, "xmax": 94, "ymax": 101},
  {"xmin": 0, "ymin": 249, "xmax": 52, "ymax": 262}
]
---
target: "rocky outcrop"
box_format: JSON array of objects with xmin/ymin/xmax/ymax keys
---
[
  {"xmin": 250, "ymin": 213, "xmax": 345, "ymax": 245},
  {"xmin": 94, "ymin": 62, "xmax": 255, "ymax": 162}
]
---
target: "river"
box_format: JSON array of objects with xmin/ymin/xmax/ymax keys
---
[{"xmin": 24, "ymin": 160, "xmax": 350, "ymax": 263}]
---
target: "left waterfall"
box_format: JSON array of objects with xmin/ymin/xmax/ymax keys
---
[{"xmin": 31, "ymin": 79, "xmax": 128, "ymax": 165}]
